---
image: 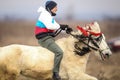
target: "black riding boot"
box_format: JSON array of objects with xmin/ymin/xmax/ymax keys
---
[{"xmin": 52, "ymin": 72, "xmax": 61, "ymax": 80}]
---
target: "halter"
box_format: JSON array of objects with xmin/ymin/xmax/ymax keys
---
[
  {"xmin": 71, "ymin": 33, "xmax": 102, "ymax": 55},
  {"xmin": 71, "ymin": 26, "xmax": 109, "ymax": 60}
]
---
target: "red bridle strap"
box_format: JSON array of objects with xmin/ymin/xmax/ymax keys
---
[{"xmin": 77, "ymin": 26, "xmax": 102, "ymax": 37}]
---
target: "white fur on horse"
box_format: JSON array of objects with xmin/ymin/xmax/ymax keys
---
[{"xmin": 0, "ymin": 22, "xmax": 111, "ymax": 80}]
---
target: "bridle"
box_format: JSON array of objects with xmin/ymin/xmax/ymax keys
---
[
  {"xmin": 69, "ymin": 26, "xmax": 110, "ymax": 61},
  {"xmin": 70, "ymin": 32, "xmax": 109, "ymax": 61}
]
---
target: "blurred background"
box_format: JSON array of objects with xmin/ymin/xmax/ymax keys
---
[{"xmin": 0, "ymin": 0, "xmax": 120, "ymax": 80}]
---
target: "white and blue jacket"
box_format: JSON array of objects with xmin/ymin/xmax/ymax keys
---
[{"xmin": 35, "ymin": 6, "xmax": 60, "ymax": 36}]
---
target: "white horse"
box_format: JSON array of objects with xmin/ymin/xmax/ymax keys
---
[{"xmin": 0, "ymin": 22, "xmax": 112, "ymax": 80}]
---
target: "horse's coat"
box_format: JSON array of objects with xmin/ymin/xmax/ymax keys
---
[{"xmin": 0, "ymin": 22, "xmax": 111, "ymax": 80}]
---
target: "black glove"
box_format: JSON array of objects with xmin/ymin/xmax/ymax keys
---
[
  {"xmin": 66, "ymin": 27, "xmax": 73, "ymax": 34},
  {"xmin": 60, "ymin": 24, "xmax": 68, "ymax": 30}
]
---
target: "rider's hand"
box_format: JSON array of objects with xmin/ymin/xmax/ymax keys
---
[
  {"xmin": 60, "ymin": 24, "xmax": 68, "ymax": 30},
  {"xmin": 66, "ymin": 27, "xmax": 73, "ymax": 34}
]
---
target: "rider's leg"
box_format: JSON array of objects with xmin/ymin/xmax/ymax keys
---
[{"xmin": 38, "ymin": 36, "xmax": 63, "ymax": 80}]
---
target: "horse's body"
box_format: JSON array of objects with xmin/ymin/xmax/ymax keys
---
[
  {"xmin": 0, "ymin": 37, "xmax": 95, "ymax": 80},
  {"xmin": 0, "ymin": 22, "xmax": 111, "ymax": 80}
]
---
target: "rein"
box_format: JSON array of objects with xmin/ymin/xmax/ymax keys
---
[
  {"xmin": 55, "ymin": 26, "xmax": 107, "ymax": 60},
  {"xmin": 54, "ymin": 28, "xmax": 62, "ymax": 37}
]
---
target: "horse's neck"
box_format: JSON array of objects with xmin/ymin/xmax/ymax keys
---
[
  {"xmin": 56, "ymin": 36, "xmax": 90, "ymax": 64},
  {"xmin": 56, "ymin": 36, "xmax": 76, "ymax": 52}
]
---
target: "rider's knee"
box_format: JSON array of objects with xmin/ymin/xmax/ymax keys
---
[{"xmin": 56, "ymin": 49, "xmax": 63, "ymax": 58}]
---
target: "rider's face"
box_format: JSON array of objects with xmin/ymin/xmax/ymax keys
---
[{"xmin": 51, "ymin": 6, "xmax": 57, "ymax": 13}]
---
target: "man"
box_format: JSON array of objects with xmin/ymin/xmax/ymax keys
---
[{"xmin": 35, "ymin": 1, "xmax": 72, "ymax": 80}]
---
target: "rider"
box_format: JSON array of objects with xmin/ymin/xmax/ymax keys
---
[{"xmin": 35, "ymin": 0, "xmax": 72, "ymax": 80}]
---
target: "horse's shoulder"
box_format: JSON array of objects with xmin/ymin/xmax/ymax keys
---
[{"xmin": 56, "ymin": 37, "xmax": 67, "ymax": 42}]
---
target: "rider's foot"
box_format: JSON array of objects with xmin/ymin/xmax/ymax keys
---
[{"xmin": 52, "ymin": 72, "xmax": 61, "ymax": 80}]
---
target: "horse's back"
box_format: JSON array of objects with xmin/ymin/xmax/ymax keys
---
[
  {"xmin": 19, "ymin": 44, "xmax": 54, "ymax": 70},
  {"xmin": 0, "ymin": 44, "xmax": 54, "ymax": 71}
]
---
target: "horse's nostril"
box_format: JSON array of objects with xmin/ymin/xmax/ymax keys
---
[
  {"xmin": 105, "ymin": 53, "xmax": 110, "ymax": 58},
  {"xmin": 105, "ymin": 53, "xmax": 109, "ymax": 56}
]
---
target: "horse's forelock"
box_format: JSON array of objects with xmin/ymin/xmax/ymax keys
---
[
  {"xmin": 85, "ymin": 21, "xmax": 101, "ymax": 33},
  {"xmin": 91, "ymin": 22, "xmax": 101, "ymax": 33}
]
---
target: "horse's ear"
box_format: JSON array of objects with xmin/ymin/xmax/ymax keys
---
[
  {"xmin": 93, "ymin": 22, "xmax": 101, "ymax": 33},
  {"xmin": 77, "ymin": 26, "xmax": 89, "ymax": 36}
]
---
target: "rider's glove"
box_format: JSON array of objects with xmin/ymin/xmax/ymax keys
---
[
  {"xmin": 60, "ymin": 24, "xmax": 69, "ymax": 30},
  {"xmin": 66, "ymin": 27, "xmax": 73, "ymax": 34}
]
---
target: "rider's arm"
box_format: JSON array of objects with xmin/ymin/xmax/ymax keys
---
[{"xmin": 39, "ymin": 11, "xmax": 60, "ymax": 30}]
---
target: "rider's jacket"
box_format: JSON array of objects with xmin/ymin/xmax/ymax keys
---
[{"xmin": 35, "ymin": 7, "xmax": 60, "ymax": 39}]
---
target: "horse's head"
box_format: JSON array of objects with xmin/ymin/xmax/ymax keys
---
[
  {"xmin": 72, "ymin": 22, "xmax": 112, "ymax": 60},
  {"xmin": 95, "ymin": 33, "xmax": 112, "ymax": 60}
]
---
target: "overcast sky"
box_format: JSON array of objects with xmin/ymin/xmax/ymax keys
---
[{"xmin": 0, "ymin": 0, "xmax": 120, "ymax": 20}]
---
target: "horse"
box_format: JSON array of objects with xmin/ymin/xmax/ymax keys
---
[{"xmin": 0, "ymin": 22, "xmax": 112, "ymax": 80}]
